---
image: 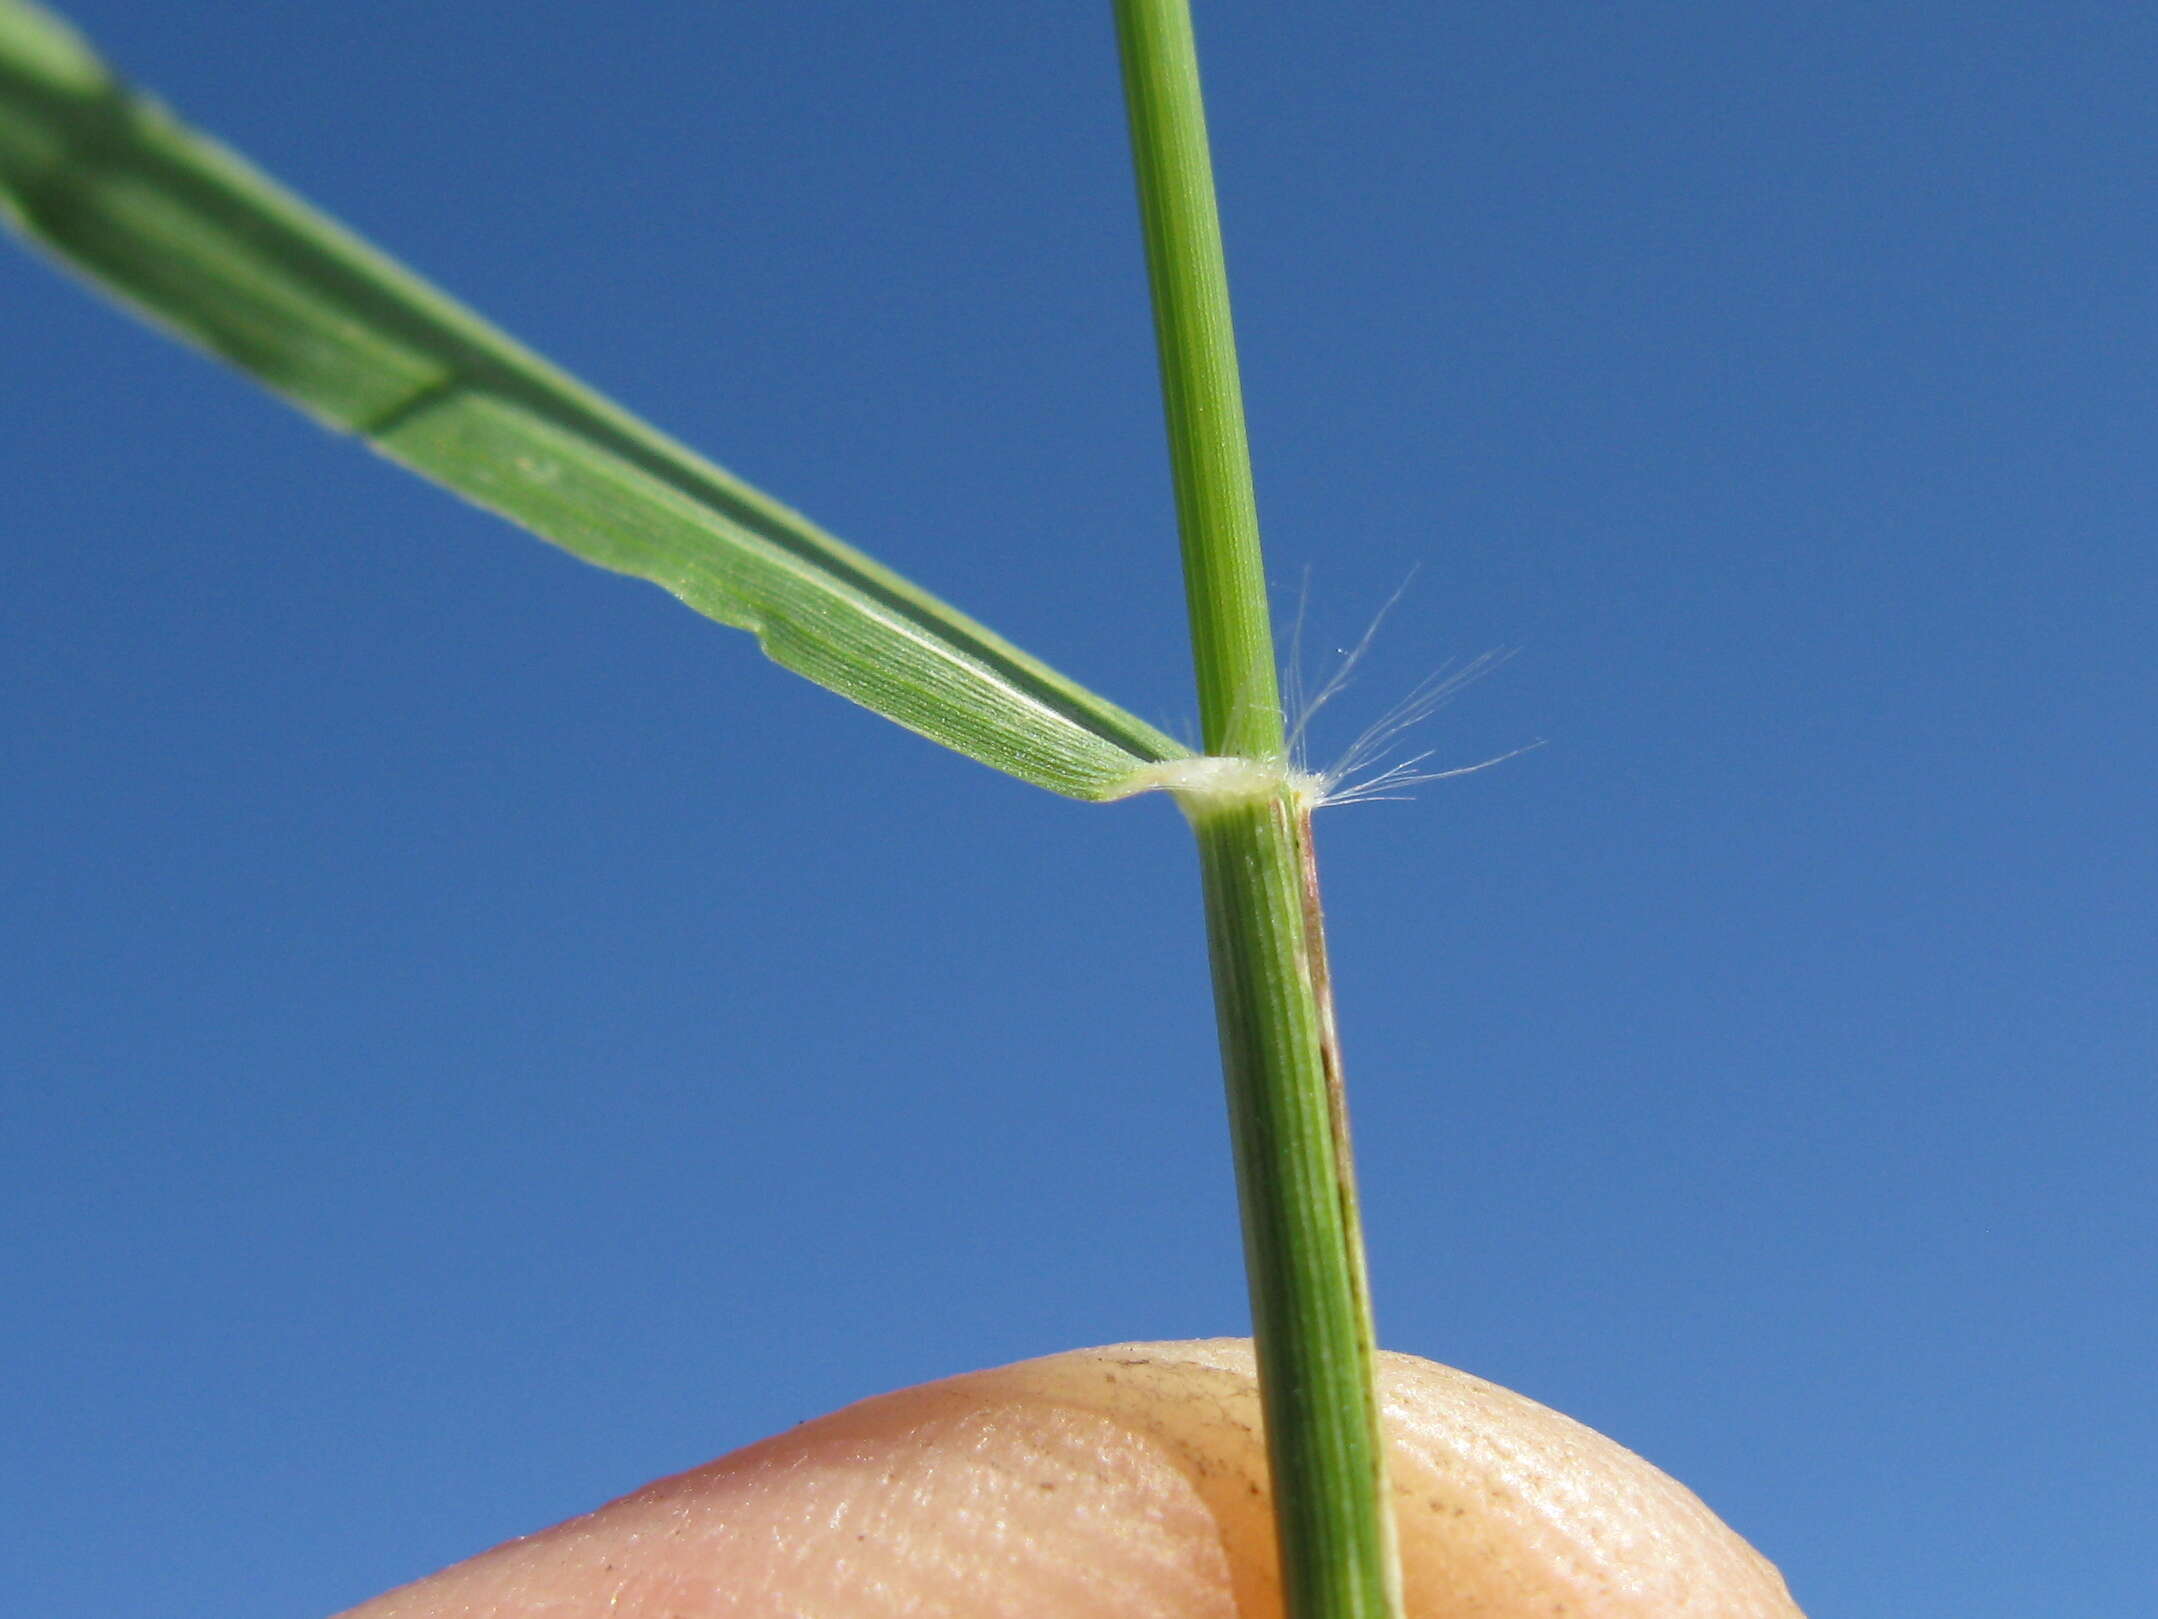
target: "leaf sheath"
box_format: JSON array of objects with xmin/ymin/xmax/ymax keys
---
[{"xmin": 1189, "ymin": 793, "xmax": 1398, "ymax": 1619}]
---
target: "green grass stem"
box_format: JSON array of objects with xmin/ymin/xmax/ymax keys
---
[
  {"xmin": 1112, "ymin": 4, "xmax": 1402, "ymax": 1616},
  {"xmin": 1111, "ymin": 0, "xmax": 1280, "ymax": 763}
]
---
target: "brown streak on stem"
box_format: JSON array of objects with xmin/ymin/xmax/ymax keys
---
[
  {"xmin": 1293, "ymin": 806, "xmax": 1361, "ymax": 1270},
  {"xmin": 1292, "ymin": 799, "xmax": 1397, "ymax": 1594}
]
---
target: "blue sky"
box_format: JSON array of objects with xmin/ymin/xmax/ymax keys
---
[{"xmin": 3, "ymin": 3, "xmax": 2150, "ymax": 1614}]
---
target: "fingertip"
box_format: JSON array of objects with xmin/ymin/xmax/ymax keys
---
[{"xmin": 343, "ymin": 1340, "xmax": 1802, "ymax": 1619}]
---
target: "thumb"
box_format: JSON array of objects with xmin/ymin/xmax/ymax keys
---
[{"xmin": 340, "ymin": 1338, "xmax": 1802, "ymax": 1618}]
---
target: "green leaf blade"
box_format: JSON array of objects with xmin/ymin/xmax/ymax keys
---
[
  {"xmin": 0, "ymin": 0, "xmax": 1189, "ymax": 801},
  {"xmin": 380, "ymin": 391, "xmax": 1176, "ymax": 799}
]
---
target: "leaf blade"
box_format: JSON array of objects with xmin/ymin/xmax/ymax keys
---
[{"xmin": 0, "ymin": 0, "xmax": 1189, "ymax": 801}]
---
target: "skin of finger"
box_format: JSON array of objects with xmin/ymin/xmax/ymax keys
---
[{"xmin": 338, "ymin": 1339, "xmax": 1804, "ymax": 1619}]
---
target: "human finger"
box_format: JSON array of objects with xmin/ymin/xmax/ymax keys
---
[{"xmin": 341, "ymin": 1337, "xmax": 1802, "ymax": 1618}]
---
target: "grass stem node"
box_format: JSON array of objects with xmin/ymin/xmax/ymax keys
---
[{"xmin": 1116, "ymin": 754, "xmax": 1328, "ymax": 818}]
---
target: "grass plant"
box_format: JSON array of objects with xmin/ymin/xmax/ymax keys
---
[{"xmin": 2, "ymin": 2, "xmax": 1403, "ymax": 1613}]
